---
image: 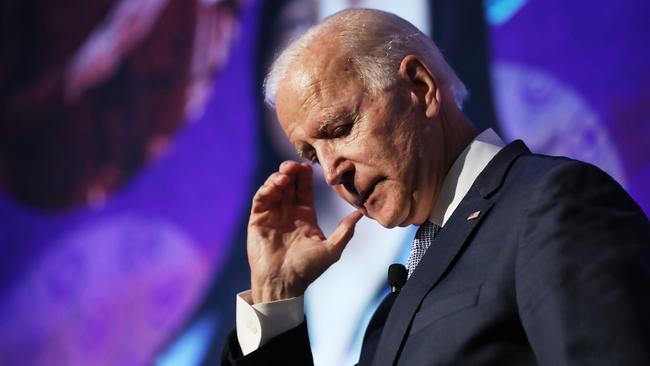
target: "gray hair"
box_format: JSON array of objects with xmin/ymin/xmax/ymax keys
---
[{"xmin": 264, "ymin": 8, "xmax": 468, "ymax": 109}]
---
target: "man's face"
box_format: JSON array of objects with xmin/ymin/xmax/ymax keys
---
[{"xmin": 275, "ymin": 45, "xmax": 441, "ymax": 228}]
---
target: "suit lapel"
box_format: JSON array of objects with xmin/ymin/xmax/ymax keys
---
[
  {"xmin": 371, "ymin": 140, "xmax": 529, "ymax": 366},
  {"xmin": 372, "ymin": 193, "xmax": 493, "ymax": 366}
]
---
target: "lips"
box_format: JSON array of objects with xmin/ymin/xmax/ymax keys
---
[{"xmin": 355, "ymin": 177, "xmax": 386, "ymax": 207}]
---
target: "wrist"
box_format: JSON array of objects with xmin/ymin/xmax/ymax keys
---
[{"xmin": 251, "ymin": 278, "xmax": 305, "ymax": 304}]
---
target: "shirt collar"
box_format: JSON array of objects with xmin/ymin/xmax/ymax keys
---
[{"xmin": 429, "ymin": 129, "xmax": 505, "ymax": 227}]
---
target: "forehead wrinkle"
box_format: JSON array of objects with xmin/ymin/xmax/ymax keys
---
[
  {"xmin": 311, "ymin": 70, "xmax": 363, "ymax": 128},
  {"xmin": 293, "ymin": 37, "xmax": 354, "ymax": 107},
  {"xmin": 277, "ymin": 68, "xmax": 318, "ymax": 144},
  {"xmin": 283, "ymin": 37, "xmax": 363, "ymax": 140},
  {"xmin": 289, "ymin": 67, "xmax": 317, "ymax": 102},
  {"xmin": 301, "ymin": 78, "xmax": 322, "ymax": 113},
  {"xmin": 286, "ymin": 63, "xmax": 325, "ymax": 128}
]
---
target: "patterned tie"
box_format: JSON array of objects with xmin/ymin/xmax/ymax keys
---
[{"xmin": 406, "ymin": 221, "xmax": 441, "ymax": 278}]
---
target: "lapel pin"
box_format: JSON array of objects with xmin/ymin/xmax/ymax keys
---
[{"xmin": 466, "ymin": 210, "xmax": 481, "ymax": 221}]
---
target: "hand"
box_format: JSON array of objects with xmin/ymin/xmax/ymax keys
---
[{"xmin": 247, "ymin": 161, "xmax": 363, "ymax": 303}]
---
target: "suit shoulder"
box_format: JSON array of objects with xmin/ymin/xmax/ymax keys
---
[
  {"xmin": 507, "ymin": 152, "xmax": 619, "ymax": 189},
  {"xmin": 507, "ymin": 152, "xmax": 646, "ymax": 219}
]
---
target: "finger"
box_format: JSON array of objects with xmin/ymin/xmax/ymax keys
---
[
  {"xmin": 252, "ymin": 173, "xmax": 290, "ymax": 213},
  {"xmin": 252, "ymin": 184, "xmax": 281, "ymax": 213},
  {"xmin": 295, "ymin": 163, "xmax": 314, "ymax": 206},
  {"xmin": 271, "ymin": 170, "xmax": 296, "ymax": 200},
  {"xmin": 279, "ymin": 161, "xmax": 302, "ymax": 194},
  {"xmin": 279, "ymin": 160, "xmax": 301, "ymax": 176},
  {"xmin": 327, "ymin": 210, "xmax": 364, "ymax": 258},
  {"xmin": 267, "ymin": 171, "xmax": 290, "ymax": 187}
]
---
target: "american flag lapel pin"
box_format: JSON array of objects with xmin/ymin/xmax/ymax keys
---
[{"xmin": 466, "ymin": 210, "xmax": 481, "ymax": 221}]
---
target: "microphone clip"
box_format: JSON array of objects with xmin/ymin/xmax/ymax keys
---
[{"xmin": 388, "ymin": 263, "xmax": 407, "ymax": 293}]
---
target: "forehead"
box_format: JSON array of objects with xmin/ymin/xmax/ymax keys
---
[{"xmin": 275, "ymin": 47, "xmax": 365, "ymax": 136}]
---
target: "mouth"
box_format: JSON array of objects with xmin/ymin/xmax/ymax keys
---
[{"xmin": 355, "ymin": 177, "xmax": 386, "ymax": 207}]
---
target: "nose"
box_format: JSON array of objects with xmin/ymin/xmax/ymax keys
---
[{"xmin": 318, "ymin": 144, "xmax": 352, "ymax": 187}]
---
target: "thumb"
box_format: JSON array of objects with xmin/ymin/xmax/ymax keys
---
[{"xmin": 327, "ymin": 210, "xmax": 363, "ymax": 258}]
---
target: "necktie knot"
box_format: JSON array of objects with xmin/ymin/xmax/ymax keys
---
[{"xmin": 406, "ymin": 221, "xmax": 440, "ymax": 277}]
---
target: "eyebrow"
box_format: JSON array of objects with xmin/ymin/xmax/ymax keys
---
[{"xmin": 317, "ymin": 111, "xmax": 356, "ymax": 134}]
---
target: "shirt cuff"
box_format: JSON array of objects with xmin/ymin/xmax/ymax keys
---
[{"xmin": 235, "ymin": 290, "xmax": 304, "ymax": 356}]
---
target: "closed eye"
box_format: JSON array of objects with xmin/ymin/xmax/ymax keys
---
[
  {"xmin": 331, "ymin": 124, "xmax": 352, "ymax": 138},
  {"xmin": 319, "ymin": 112, "xmax": 357, "ymax": 139}
]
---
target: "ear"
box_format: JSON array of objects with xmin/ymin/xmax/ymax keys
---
[{"xmin": 398, "ymin": 55, "xmax": 441, "ymax": 119}]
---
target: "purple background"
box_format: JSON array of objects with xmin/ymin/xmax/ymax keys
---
[{"xmin": 1, "ymin": 0, "xmax": 648, "ymax": 365}]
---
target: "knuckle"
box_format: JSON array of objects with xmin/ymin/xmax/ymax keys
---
[
  {"xmin": 257, "ymin": 183, "xmax": 270, "ymax": 192},
  {"xmin": 279, "ymin": 160, "xmax": 292, "ymax": 170},
  {"xmin": 275, "ymin": 173, "xmax": 289, "ymax": 183}
]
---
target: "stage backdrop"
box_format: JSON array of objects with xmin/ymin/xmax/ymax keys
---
[{"xmin": 0, "ymin": 0, "xmax": 648, "ymax": 365}]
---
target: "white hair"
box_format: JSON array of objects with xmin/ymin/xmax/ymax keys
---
[{"xmin": 264, "ymin": 8, "xmax": 468, "ymax": 109}]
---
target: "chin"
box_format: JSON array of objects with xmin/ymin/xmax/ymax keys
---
[
  {"xmin": 390, "ymin": 200, "xmax": 428, "ymax": 228},
  {"xmin": 376, "ymin": 218, "xmax": 399, "ymax": 229},
  {"xmin": 369, "ymin": 201, "xmax": 409, "ymax": 228}
]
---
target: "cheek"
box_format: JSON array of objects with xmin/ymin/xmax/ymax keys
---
[
  {"xmin": 375, "ymin": 113, "xmax": 418, "ymax": 155},
  {"xmin": 373, "ymin": 130, "xmax": 418, "ymax": 175},
  {"xmin": 362, "ymin": 129, "xmax": 403, "ymax": 166}
]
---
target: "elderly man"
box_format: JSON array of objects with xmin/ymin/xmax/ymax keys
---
[{"xmin": 222, "ymin": 8, "xmax": 650, "ymax": 365}]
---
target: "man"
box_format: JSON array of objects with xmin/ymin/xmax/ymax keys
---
[{"xmin": 222, "ymin": 8, "xmax": 650, "ymax": 365}]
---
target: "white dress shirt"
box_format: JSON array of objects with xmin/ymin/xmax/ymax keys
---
[{"xmin": 235, "ymin": 129, "xmax": 505, "ymax": 355}]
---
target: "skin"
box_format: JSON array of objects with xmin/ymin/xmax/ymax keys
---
[{"xmin": 248, "ymin": 27, "xmax": 477, "ymax": 304}]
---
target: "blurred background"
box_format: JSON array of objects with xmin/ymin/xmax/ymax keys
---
[{"xmin": 1, "ymin": 0, "xmax": 648, "ymax": 365}]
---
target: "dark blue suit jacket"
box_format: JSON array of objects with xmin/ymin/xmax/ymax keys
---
[{"xmin": 222, "ymin": 141, "xmax": 650, "ymax": 365}]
